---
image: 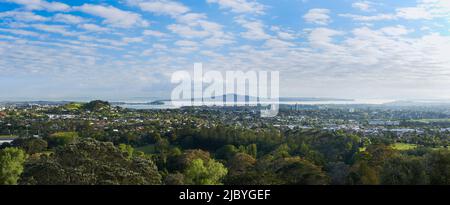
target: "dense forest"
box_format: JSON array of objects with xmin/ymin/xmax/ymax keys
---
[{"xmin": 1, "ymin": 125, "xmax": 449, "ymax": 185}]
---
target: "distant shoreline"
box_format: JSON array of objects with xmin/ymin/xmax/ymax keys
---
[{"xmin": 4, "ymin": 98, "xmax": 450, "ymax": 108}]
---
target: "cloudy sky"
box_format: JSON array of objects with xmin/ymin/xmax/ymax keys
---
[{"xmin": 1, "ymin": 0, "xmax": 450, "ymax": 101}]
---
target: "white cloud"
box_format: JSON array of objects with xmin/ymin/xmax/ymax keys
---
[
  {"xmin": 167, "ymin": 12, "xmax": 233, "ymax": 47},
  {"xmin": 199, "ymin": 50, "xmax": 221, "ymax": 58},
  {"xmin": 77, "ymin": 35, "xmax": 127, "ymax": 47},
  {"xmin": 77, "ymin": 4, "xmax": 148, "ymax": 28},
  {"xmin": 53, "ymin": 13, "xmax": 86, "ymax": 24},
  {"xmin": 128, "ymin": 1, "xmax": 232, "ymax": 48},
  {"xmin": 303, "ymin": 9, "xmax": 331, "ymax": 25},
  {"xmin": 340, "ymin": 9, "xmax": 431, "ymax": 22},
  {"xmin": 126, "ymin": 0, "xmax": 189, "ymax": 17},
  {"xmin": 344, "ymin": 26, "xmax": 450, "ymax": 78},
  {"xmin": 235, "ymin": 17, "xmax": 270, "ymax": 40},
  {"xmin": 174, "ymin": 40, "xmax": 199, "ymax": 52},
  {"xmin": 0, "ymin": 34, "xmax": 20, "ymax": 40},
  {"xmin": 0, "ymin": 11, "xmax": 49, "ymax": 22},
  {"xmin": 271, "ymin": 26, "xmax": 296, "ymax": 40},
  {"xmin": 206, "ymin": 0, "xmax": 265, "ymax": 15},
  {"xmin": 380, "ymin": 25, "xmax": 413, "ymax": 36},
  {"xmin": 3, "ymin": 0, "xmax": 450, "ymax": 99},
  {"xmin": 176, "ymin": 13, "xmax": 207, "ymax": 25},
  {"xmin": 4, "ymin": 0, "xmax": 70, "ymax": 12},
  {"xmin": 203, "ymin": 37, "xmax": 233, "ymax": 47},
  {"xmin": 167, "ymin": 24, "xmax": 210, "ymax": 38},
  {"xmin": 152, "ymin": 43, "xmax": 167, "ymax": 50},
  {"xmin": 352, "ymin": 1, "xmax": 373, "ymax": 12},
  {"xmin": 308, "ymin": 27, "xmax": 343, "ymax": 49},
  {"xmin": 78, "ymin": 24, "xmax": 109, "ymax": 32},
  {"xmin": 339, "ymin": 13, "xmax": 396, "ymax": 21},
  {"xmin": 143, "ymin": 30, "xmax": 167, "ymax": 37},
  {"xmin": 277, "ymin": 31, "xmax": 295, "ymax": 40},
  {"xmin": 418, "ymin": 0, "xmax": 450, "ymax": 19},
  {"xmin": 342, "ymin": 1, "xmax": 442, "ymax": 22},
  {"xmin": 129, "ymin": 1, "xmax": 232, "ymax": 47},
  {"xmin": 264, "ymin": 38, "xmax": 295, "ymax": 49},
  {"xmin": 396, "ymin": 7, "xmax": 432, "ymax": 20},
  {"xmin": 174, "ymin": 40, "xmax": 198, "ymax": 47},
  {"xmin": 31, "ymin": 24, "xmax": 78, "ymax": 36},
  {"xmin": 0, "ymin": 28, "xmax": 41, "ymax": 37},
  {"xmin": 122, "ymin": 37, "xmax": 144, "ymax": 44}
]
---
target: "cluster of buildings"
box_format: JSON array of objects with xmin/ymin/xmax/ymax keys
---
[{"xmin": 369, "ymin": 120, "xmax": 400, "ymax": 126}]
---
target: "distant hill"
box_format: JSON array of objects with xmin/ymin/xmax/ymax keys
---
[
  {"xmin": 192, "ymin": 95, "xmax": 353, "ymax": 102},
  {"xmin": 82, "ymin": 100, "xmax": 111, "ymax": 111}
]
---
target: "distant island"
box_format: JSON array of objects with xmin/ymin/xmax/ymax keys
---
[{"xmin": 149, "ymin": 100, "xmax": 165, "ymax": 105}]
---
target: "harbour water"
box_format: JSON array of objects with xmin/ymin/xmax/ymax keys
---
[{"xmin": 118, "ymin": 99, "xmax": 396, "ymax": 110}]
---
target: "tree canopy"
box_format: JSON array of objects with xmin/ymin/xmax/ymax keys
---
[
  {"xmin": 19, "ymin": 138, "xmax": 161, "ymax": 185},
  {"xmin": 0, "ymin": 147, "xmax": 27, "ymax": 185}
]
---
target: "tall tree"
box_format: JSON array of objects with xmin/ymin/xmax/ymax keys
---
[
  {"xmin": 381, "ymin": 155, "xmax": 429, "ymax": 185},
  {"xmin": 20, "ymin": 138, "xmax": 161, "ymax": 185},
  {"xmin": 11, "ymin": 138, "xmax": 47, "ymax": 155},
  {"xmin": 0, "ymin": 147, "xmax": 27, "ymax": 185},
  {"xmin": 184, "ymin": 158, "xmax": 228, "ymax": 185},
  {"xmin": 426, "ymin": 150, "xmax": 450, "ymax": 185},
  {"xmin": 273, "ymin": 157, "xmax": 329, "ymax": 185},
  {"xmin": 224, "ymin": 153, "xmax": 259, "ymax": 185}
]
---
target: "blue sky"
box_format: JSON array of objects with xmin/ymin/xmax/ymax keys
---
[{"xmin": 1, "ymin": 0, "xmax": 450, "ymax": 101}]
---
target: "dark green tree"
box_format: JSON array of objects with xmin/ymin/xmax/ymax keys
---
[
  {"xmin": 82, "ymin": 100, "xmax": 111, "ymax": 112},
  {"xmin": 381, "ymin": 155, "xmax": 429, "ymax": 185},
  {"xmin": 11, "ymin": 137, "xmax": 47, "ymax": 154},
  {"xmin": 45, "ymin": 132, "xmax": 78, "ymax": 148},
  {"xmin": 224, "ymin": 153, "xmax": 259, "ymax": 185},
  {"xmin": 426, "ymin": 150, "xmax": 450, "ymax": 185},
  {"xmin": 164, "ymin": 172, "xmax": 185, "ymax": 185},
  {"xmin": 20, "ymin": 138, "xmax": 161, "ymax": 185},
  {"xmin": 169, "ymin": 149, "xmax": 211, "ymax": 171},
  {"xmin": 273, "ymin": 157, "xmax": 329, "ymax": 185}
]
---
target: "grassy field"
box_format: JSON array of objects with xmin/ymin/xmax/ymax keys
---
[
  {"xmin": 63, "ymin": 103, "xmax": 83, "ymax": 111},
  {"xmin": 391, "ymin": 143, "xmax": 418, "ymax": 151}
]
